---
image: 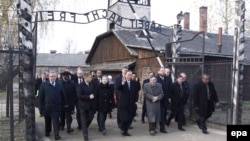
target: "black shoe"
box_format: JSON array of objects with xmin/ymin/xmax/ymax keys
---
[
  {"xmin": 202, "ymin": 130, "xmax": 209, "ymax": 134},
  {"xmin": 102, "ymin": 130, "xmax": 106, "ymax": 135},
  {"xmin": 178, "ymin": 127, "xmax": 186, "ymax": 131},
  {"xmin": 67, "ymin": 128, "xmax": 74, "ymax": 133},
  {"xmin": 77, "ymin": 126, "xmax": 82, "ymax": 130},
  {"xmin": 160, "ymin": 129, "xmax": 168, "ymax": 133},
  {"xmin": 141, "ymin": 120, "xmax": 145, "ymax": 124},
  {"xmin": 55, "ymin": 135, "xmax": 61, "ymax": 140},
  {"xmin": 122, "ymin": 132, "xmax": 131, "ymax": 136},
  {"xmin": 196, "ymin": 120, "xmax": 202, "ymax": 129},
  {"xmin": 84, "ymin": 136, "xmax": 89, "ymax": 141},
  {"xmin": 166, "ymin": 121, "xmax": 170, "ymax": 127},
  {"xmin": 45, "ymin": 132, "xmax": 50, "ymax": 137},
  {"xmin": 129, "ymin": 126, "xmax": 133, "ymax": 129}
]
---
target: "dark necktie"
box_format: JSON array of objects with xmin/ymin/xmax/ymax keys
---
[
  {"xmin": 207, "ymin": 85, "xmax": 210, "ymax": 100},
  {"xmin": 180, "ymin": 84, "xmax": 183, "ymax": 97}
]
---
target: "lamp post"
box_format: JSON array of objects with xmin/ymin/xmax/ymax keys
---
[{"xmin": 171, "ymin": 11, "xmax": 183, "ymax": 80}]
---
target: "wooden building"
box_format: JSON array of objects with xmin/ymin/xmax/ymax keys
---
[
  {"xmin": 86, "ymin": 29, "xmax": 167, "ymax": 81},
  {"xmin": 86, "ymin": 0, "xmax": 250, "ymax": 102}
]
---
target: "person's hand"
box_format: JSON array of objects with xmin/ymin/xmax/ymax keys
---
[
  {"xmin": 90, "ymin": 94, "xmax": 94, "ymax": 99},
  {"xmin": 122, "ymin": 77, "xmax": 126, "ymax": 84},
  {"xmin": 215, "ymin": 102, "xmax": 220, "ymax": 107},
  {"xmin": 39, "ymin": 109, "xmax": 44, "ymax": 117},
  {"xmin": 152, "ymin": 97, "xmax": 157, "ymax": 102},
  {"xmin": 168, "ymin": 98, "xmax": 171, "ymax": 103},
  {"xmin": 195, "ymin": 107, "xmax": 199, "ymax": 114}
]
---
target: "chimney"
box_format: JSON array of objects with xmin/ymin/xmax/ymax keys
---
[
  {"xmin": 217, "ymin": 27, "xmax": 223, "ymax": 53},
  {"xmin": 183, "ymin": 12, "xmax": 190, "ymax": 30},
  {"xmin": 50, "ymin": 50, "xmax": 57, "ymax": 54},
  {"xmin": 199, "ymin": 6, "xmax": 207, "ymax": 35}
]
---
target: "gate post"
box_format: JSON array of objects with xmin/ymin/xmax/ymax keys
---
[{"xmin": 17, "ymin": 0, "xmax": 36, "ymax": 140}]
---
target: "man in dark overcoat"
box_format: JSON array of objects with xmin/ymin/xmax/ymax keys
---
[
  {"xmin": 144, "ymin": 76, "xmax": 164, "ymax": 135},
  {"xmin": 39, "ymin": 71, "xmax": 68, "ymax": 140},
  {"xmin": 193, "ymin": 74, "xmax": 220, "ymax": 134},
  {"xmin": 166, "ymin": 75, "xmax": 189, "ymax": 131},
  {"xmin": 114, "ymin": 66, "xmax": 128, "ymax": 128},
  {"xmin": 60, "ymin": 71, "xmax": 77, "ymax": 133},
  {"xmin": 74, "ymin": 69, "xmax": 84, "ymax": 130},
  {"xmin": 77, "ymin": 73, "xmax": 95, "ymax": 141},
  {"xmin": 156, "ymin": 68, "xmax": 172, "ymax": 133},
  {"xmin": 116, "ymin": 70, "xmax": 137, "ymax": 136}
]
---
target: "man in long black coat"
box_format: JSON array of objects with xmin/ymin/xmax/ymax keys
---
[
  {"xmin": 114, "ymin": 66, "xmax": 128, "ymax": 128},
  {"xmin": 193, "ymin": 74, "xmax": 220, "ymax": 134},
  {"xmin": 60, "ymin": 71, "xmax": 77, "ymax": 133},
  {"xmin": 166, "ymin": 75, "xmax": 189, "ymax": 131},
  {"xmin": 39, "ymin": 71, "xmax": 68, "ymax": 140},
  {"xmin": 77, "ymin": 73, "xmax": 95, "ymax": 141},
  {"xmin": 117, "ymin": 70, "xmax": 137, "ymax": 136},
  {"xmin": 156, "ymin": 68, "xmax": 172, "ymax": 133},
  {"xmin": 74, "ymin": 69, "xmax": 84, "ymax": 130}
]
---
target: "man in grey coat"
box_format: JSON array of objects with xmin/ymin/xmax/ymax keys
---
[{"xmin": 144, "ymin": 76, "xmax": 164, "ymax": 135}]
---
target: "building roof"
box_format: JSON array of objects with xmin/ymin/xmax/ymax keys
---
[
  {"xmin": 86, "ymin": 28, "xmax": 250, "ymax": 64},
  {"xmin": 37, "ymin": 53, "xmax": 89, "ymax": 67},
  {"xmin": 87, "ymin": 61, "xmax": 136, "ymax": 71}
]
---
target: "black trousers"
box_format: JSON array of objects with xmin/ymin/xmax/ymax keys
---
[
  {"xmin": 120, "ymin": 120, "xmax": 132, "ymax": 133},
  {"xmin": 159, "ymin": 107, "xmax": 166, "ymax": 130},
  {"xmin": 141, "ymin": 99, "xmax": 147, "ymax": 122},
  {"xmin": 44, "ymin": 115, "xmax": 60, "ymax": 137},
  {"xmin": 167, "ymin": 105, "xmax": 184, "ymax": 128},
  {"xmin": 80, "ymin": 109, "xmax": 94, "ymax": 137},
  {"xmin": 76, "ymin": 104, "xmax": 81, "ymax": 128},
  {"xmin": 60, "ymin": 109, "xmax": 73, "ymax": 130},
  {"xmin": 97, "ymin": 112, "xmax": 108, "ymax": 132},
  {"xmin": 117, "ymin": 109, "xmax": 121, "ymax": 129},
  {"xmin": 197, "ymin": 113, "xmax": 212, "ymax": 131}
]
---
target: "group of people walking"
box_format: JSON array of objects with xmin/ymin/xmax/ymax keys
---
[{"xmin": 36, "ymin": 66, "xmax": 220, "ymax": 140}]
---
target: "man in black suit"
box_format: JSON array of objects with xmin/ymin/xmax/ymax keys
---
[
  {"xmin": 91, "ymin": 70, "xmax": 102, "ymax": 126},
  {"xmin": 60, "ymin": 71, "xmax": 77, "ymax": 133},
  {"xmin": 141, "ymin": 72, "xmax": 155, "ymax": 123},
  {"xmin": 74, "ymin": 69, "xmax": 84, "ymax": 130},
  {"xmin": 39, "ymin": 71, "xmax": 68, "ymax": 140},
  {"xmin": 77, "ymin": 73, "xmax": 95, "ymax": 141},
  {"xmin": 193, "ymin": 74, "xmax": 220, "ymax": 134},
  {"xmin": 156, "ymin": 68, "xmax": 172, "ymax": 133},
  {"xmin": 116, "ymin": 70, "xmax": 137, "ymax": 136},
  {"xmin": 114, "ymin": 66, "xmax": 128, "ymax": 129},
  {"xmin": 91, "ymin": 70, "xmax": 102, "ymax": 90},
  {"xmin": 166, "ymin": 75, "xmax": 189, "ymax": 131}
]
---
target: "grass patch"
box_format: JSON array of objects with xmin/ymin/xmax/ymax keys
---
[
  {"xmin": 0, "ymin": 91, "xmax": 7, "ymax": 98},
  {"xmin": 243, "ymin": 101, "xmax": 250, "ymax": 109}
]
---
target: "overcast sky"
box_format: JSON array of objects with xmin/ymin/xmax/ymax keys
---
[{"xmin": 37, "ymin": 0, "xmax": 214, "ymax": 53}]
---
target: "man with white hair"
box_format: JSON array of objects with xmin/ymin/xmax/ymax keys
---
[{"xmin": 39, "ymin": 71, "xmax": 68, "ymax": 140}]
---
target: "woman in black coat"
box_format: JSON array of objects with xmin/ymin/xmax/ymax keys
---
[{"xmin": 95, "ymin": 76, "xmax": 114, "ymax": 135}]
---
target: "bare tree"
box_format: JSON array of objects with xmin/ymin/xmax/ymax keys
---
[{"xmin": 64, "ymin": 38, "xmax": 76, "ymax": 54}]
